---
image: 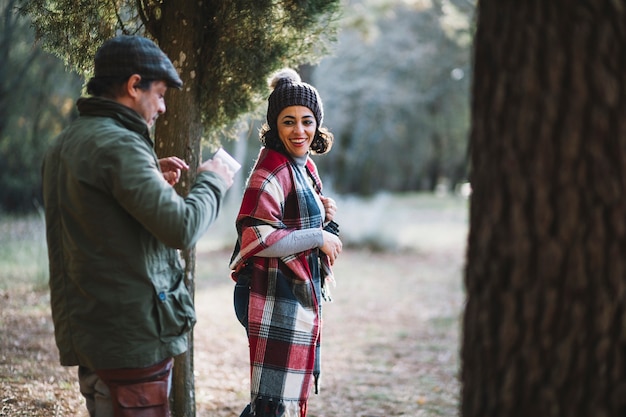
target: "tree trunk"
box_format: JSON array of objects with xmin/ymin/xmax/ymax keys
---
[
  {"xmin": 463, "ymin": 2, "xmax": 626, "ymax": 417},
  {"xmin": 155, "ymin": 2, "xmax": 206, "ymax": 416}
]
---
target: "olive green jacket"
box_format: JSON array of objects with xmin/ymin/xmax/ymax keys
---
[{"xmin": 42, "ymin": 97, "xmax": 228, "ymax": 370}]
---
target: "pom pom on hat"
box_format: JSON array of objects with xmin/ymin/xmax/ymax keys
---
[
  {"xmin": 269, "ymin": 68, "xmax": 301, "ymax": 89},
  {"xmin": 266, "ymin": 68, "xmax": 323, "ymax": 127}
]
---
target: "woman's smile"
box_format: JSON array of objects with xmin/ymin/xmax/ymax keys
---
[{"xmin": 277, "ymin": 106, "xmax": 317, "ymax": 158}]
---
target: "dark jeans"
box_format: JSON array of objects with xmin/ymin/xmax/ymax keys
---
[
  {"xmin": 239, "ymin": 404, "xmax": 252, "ymax": 417},
  {"xmin": 234, "ymin": 273, "xmax": 250, "ymax": 330},
  {"xmin": 239, "ymin": 400, "xmax": 286, "ymax": 417},
  {"xmin": 235, "ymin": 273, "xmax": 252, "ymax": 417}
]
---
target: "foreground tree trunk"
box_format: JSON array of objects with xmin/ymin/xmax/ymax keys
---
[
  {"xmin": 463, "ymin": 2, "xmax": 626, "ymax": 416},
  {"xmin": 154, "ymin": 2, "xmax": 205, "ymax": 416}
]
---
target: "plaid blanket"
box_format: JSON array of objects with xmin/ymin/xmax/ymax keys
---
[{"xmin": 230, "ymin": 148, "xmax": 325, "ymax": 417}]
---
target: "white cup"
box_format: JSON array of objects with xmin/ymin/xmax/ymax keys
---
[{"xmin": 213, "ymin": 148, "xmax": 241, "ymax": 173}]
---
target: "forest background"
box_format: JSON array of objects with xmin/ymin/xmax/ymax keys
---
[{"xmin": 0, "ymin": 0, "xmax": 474, "ymax": 213}]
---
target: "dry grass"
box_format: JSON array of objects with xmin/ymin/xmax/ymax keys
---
[{"xmin": 0, "ymin": 192, "xmax": 468, "ymax": 417}]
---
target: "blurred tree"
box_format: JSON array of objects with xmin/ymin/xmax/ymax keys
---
[
  {"xmin": 464, "ymin": 2, "xmax": 626, "ymax": 416},
  {"xmin": 313, "ymin": 0, "xmax": 473, "ymax": 195},
  {"xmin": 0, "ymin": 0, "xmax": 82, "ymax": 212},
  {"xmin": 19, "ymin": 1, "xmax": 340, "ymax": 415}
]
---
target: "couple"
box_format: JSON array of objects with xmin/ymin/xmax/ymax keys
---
[{"xmin": 42, "ymin": 35, "xmax": 342, "ymax": 417}]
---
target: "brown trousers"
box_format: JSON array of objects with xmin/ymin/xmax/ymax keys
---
[{"xmin": 95, "ymin": 358, "xmax": 173, "ymax": 417}]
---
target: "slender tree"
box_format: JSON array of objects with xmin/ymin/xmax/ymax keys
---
[
  {"xmin": 464, "ymin": 2, "xmax": 626, "ymax": 416},
  {"xmin": 20, "ymin": 1, "xmax": 340, "ymax": 415}
]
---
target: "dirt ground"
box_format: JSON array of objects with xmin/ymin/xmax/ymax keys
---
[{"xmin": 0, "ymin": 246, "xmax": 464, "ymax": 417}]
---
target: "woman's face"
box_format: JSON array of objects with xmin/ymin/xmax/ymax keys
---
[{"xmin": 276, "ymin": 106, "xmax": 317, "ymax": 158}]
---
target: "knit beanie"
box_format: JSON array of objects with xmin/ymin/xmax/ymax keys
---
[{"xmin": 266, "ymin": 68, "xmax": 323, "ymax": 127}]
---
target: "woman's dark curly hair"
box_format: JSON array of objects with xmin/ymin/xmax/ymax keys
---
[{"xmin": 259, "ymin": 123, "xmax": 333, "ymax": 155}]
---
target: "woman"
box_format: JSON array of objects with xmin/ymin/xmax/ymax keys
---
[{"xmin": 229, "ymin": 68, "xmax": 343, "ymax": 417}]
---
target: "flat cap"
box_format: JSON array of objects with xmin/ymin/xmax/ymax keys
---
[{"xmin": 94, "ymin": 35, "xmax": 183, "ymax": 89}]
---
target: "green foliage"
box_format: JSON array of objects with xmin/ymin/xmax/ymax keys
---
[
  {"xmin": 195, "ymin": 0, "xmax": 342, "ymax": 140},
  {"xmin": 19, "ymin": 0, "xmax": 342, "ymax": 141},
  {"xmin": 19, "ymin": 0, "xmax": 143, "ymax": 76}
]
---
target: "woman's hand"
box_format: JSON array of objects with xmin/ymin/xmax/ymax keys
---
[
  {"xmin": 321, "ymin": 196, "xmax": 337, "ymax": 222},
  {"xmin": 321, "ymin": 230, "xmax": 343, "ymax": 265},
  {"xmin": 159, "ymin": 156, "xmax": 189, "ymax": 186}
]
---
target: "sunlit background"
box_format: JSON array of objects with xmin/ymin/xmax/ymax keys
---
[{"xmin": 1, "ymin": 0, "xmax": 473, "ymax": 415}]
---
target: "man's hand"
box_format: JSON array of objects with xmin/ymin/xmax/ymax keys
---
[
  {"xmin": 198, "ymin": 157, "xmax": 235, "ymax": 188},
  {"xmin": 159, "ymin": 157, "xmax": 189, "ymax": 186}
]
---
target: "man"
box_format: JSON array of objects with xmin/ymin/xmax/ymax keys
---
[{"xmin": 41, "ymin": 35, "xmax": 234, "ymax": 417}]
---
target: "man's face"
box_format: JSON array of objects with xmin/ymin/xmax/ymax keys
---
[{"xmin": 133, "ymin": 80, "xmax": 167, "ymax": 127}]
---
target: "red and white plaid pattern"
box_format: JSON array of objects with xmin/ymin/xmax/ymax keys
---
[{"xmin": 230, "ymin": 148, "xmax": 325, "ymax": 416}]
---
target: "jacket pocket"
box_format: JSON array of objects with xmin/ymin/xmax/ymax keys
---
[{"xmin": 155, "ymin": 274, "xmax": 197, "ymax": 342}]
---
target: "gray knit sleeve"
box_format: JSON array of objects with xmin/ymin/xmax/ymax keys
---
[{"xmin": 256, "ymin": 228, "xmax": 324, "ymax": 257}]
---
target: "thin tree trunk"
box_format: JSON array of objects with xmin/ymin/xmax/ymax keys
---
[
  {"xmin": 155, "ymin": 2, "xmax": 206, "ymax": 416},
  {"xmin": 463, "ymin": 2, "xmax": 626, "ymax": 416}
]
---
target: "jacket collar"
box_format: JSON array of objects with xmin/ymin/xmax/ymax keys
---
[{"xmin": 76, "ymin": 96, "xmax": 153, "ymax": 144}]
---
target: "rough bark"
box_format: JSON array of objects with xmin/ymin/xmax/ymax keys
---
[
  {"xmin": 154, "ymin": 1, "xmax": 206, "ymax": 416},
  {"xmin": 463, "ymin": 2, "xmax": 626, "ymax": 417}
]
